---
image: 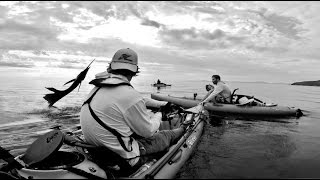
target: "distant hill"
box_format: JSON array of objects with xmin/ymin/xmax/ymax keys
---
[{"xmin": 291, "ymin": 80, "xmax": 320, "ymax": 86}]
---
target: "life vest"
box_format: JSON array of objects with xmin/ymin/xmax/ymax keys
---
[
  {"xmin": 88, "ymin": 73, "xmax": 132, "ymax": 87},
  {"xmin": 82, "ymin": 74, "xmax": 135, "ymax": 152}
]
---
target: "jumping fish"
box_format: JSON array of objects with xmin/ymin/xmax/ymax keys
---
[{"xmin": 43, "ymin": 59, "xmax": 95, "ymax": 107}]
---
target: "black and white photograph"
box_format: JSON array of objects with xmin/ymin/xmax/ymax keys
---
[{"xmin": 0, "ymin": 1, "xmax": 319, "ymax": 179}]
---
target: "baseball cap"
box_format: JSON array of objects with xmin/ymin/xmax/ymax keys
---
[{"xmin": 110, "ymin": 48, "xmax": 138, "ymax": 73}]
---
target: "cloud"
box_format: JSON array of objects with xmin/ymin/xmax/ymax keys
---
[
  {"xmin": 248, "ymin": 8, "xmax": 305, "ymax": 40},
  {"xmin": 8, "ymin": 2, "xmax": 74, "ymax": 23},
  {"xmin": 141, "ymin": 19, "xmax": 162, "ymax": 28},
  {"xmin": 273, "ymin": 59, "xmax": 302, "ymax": 64},
  {"xmin": 245, "ymin": 44, "xmax": 288, "ymax": 53},
  {"xmin": 56, "ymin": 62, "xmax": 84, "ymax": 69},
  {"xmin": 0, "ymin": 1, "xmax": 319, "ymax": 83},
  {"xmin": 124, "ymin": 2, "xmax": 162, "ymax": 28},
  {"xmin": 33, "ymin": 51, "xmax": 49, "ymax": 56},
  {"xmin": 159, "ymin": 27, "xmax": 248, "ymax": 50},
  {"xmin": 66, "ymin": 1, "xmax": 114, "ymax": 20},
  {"xmin": 0, "ymin": 61, "xmax": 34, "ymax": 68},
  {"xmin": 0, "ymin": 19, "xmax": 60, "ymax": 50},
  {"xmin": 0, "ymin": 53, "xmax": 35, "ymax": 68},
  {"xmin": 0, "ymin": 5, "xmax": 9, "ymax": 19}
]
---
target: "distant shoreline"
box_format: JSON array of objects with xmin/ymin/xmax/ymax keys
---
[{"xmin": 291, "ymin": 80, "xmax": 320, "ymax": 86}]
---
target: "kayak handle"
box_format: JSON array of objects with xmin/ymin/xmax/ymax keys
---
[{"xmin": 168, "ymin": 149, "xmax": 183, "ymax": 165}]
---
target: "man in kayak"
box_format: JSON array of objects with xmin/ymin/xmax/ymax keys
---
[
  {"xmin": 200, "ymin": 75, "xmax": 232, "ymax": 104},
  {"xmin": 80, "ymin": 48, "xmax": 190, "ymax": 173}
]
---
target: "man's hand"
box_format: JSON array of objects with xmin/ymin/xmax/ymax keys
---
[
  {"xmin": 198, "ymin": 101, "xmax": 207, "ymax": 106},
  {"xmin": 158, "ymin": 102, "xmax": 172, "ymax": 121},
  {"xmin": 160, "ymin": 102, "xmax": 184, "ymax": 113},
  {"xmin": 159, "ymin": 102, "xmax": 172, "ymax": 113}
]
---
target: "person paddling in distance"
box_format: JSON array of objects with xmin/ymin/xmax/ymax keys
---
[
  {"xmin": 199, "ymin": 75, "xmax": 232, "ymax": 106},
  {"xmin": 80, "ymin": 48, "xmax": 191, "ymax": 174}
]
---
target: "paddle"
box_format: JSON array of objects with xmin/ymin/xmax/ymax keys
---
[
  {"xmin": 0, "ymin": 130, "xmax": 64, "ymax": 172},
  {"xmin": 185, "ymin": 103, "xmax": 205, "ymax": 114}
]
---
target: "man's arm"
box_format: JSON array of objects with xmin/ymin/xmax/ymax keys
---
[
  {"xmin": 201, "ymin": 89, "xmax": 214, "ymax": 101},
  {"xmin": 143, "ymin": 97, "xmax": 167, "ymax": 108},
  {"xmin": 201, "ymin": 86, "xmax": 223, "ymax": 104},
  {"xmin": 124, "ymin": 100, "xmax": 162, "ymax": 138}
]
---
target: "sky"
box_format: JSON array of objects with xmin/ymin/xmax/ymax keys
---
[{"xmin": 0, "ymin": 1, "xmax": 320, "ymax": 84}]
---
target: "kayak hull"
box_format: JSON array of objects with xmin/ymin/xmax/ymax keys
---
[
  {"xmin": 151, "ymin": 93, "xmax": 301, "ymax": 117},
  {"xmin": 138, "ymin": 113, "xmax": 205, "ymax": 179},
  {"xmin": 13, "ymin": 111, "xmax": 206, "ymax": 179}
]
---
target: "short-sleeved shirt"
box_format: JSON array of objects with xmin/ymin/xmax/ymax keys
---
[{"xmin": 80, "ymin": 81, "xmax": 165, "ymax": 166}]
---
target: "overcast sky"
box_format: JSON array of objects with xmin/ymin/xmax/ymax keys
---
[{"xmin": 0, "ymin": 1, "xmax": 319, "ymax": 83}]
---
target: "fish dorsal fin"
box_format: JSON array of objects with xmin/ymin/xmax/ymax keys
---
[
  {"xmin": 78, "ymin": 82, "xmax": 82, "ymax": 91},
  {"xmin": 63, "ymin": 79, "xmax": 76, "ymax": 86}
]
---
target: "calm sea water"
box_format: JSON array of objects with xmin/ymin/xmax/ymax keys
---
[{"xmin": 0, "ymin": 74, "xmax": 319, "ymax": 178}]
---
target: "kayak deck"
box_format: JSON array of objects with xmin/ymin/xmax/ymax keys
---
[{"xmin": 11, "ymin": 110, "xmax": 207, "ymax": 179}]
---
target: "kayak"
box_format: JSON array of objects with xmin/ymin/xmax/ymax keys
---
[
  {"xmin": 0, "ymin": 108, "xmax": 207, "ymax": 179},
  {"xmin": 1, "ymin": 110, "xmax": 206, "ymax": 179},
  {"xmin": 151, "ymin": 93, "xmax": 303, "ymax": 118},
  {"xmin": 152, "ymin": 83, "xmax": 171, "ymax": 87}
]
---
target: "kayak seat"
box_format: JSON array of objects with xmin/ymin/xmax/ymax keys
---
[
  {"xmin": 230, "ymin": 88, "xmax": 239, "ymax": 104},
  {"xmin": 64, "ymin": 132, "xmax": 164, "ymax": 177},
  {"xmin": 28, "ymin": 151, "xmax": 85, "ymax": 170},
  {"xmin": 63, "ymin": 133, "xmax": 138, "ymax": 177},
  {"xmin": 87, "ymin": 146, "xmax": 165, "ymax": 178},
  {"xmin": 86, "ymin": 147, "xmax": 138, "ymax": 177}
]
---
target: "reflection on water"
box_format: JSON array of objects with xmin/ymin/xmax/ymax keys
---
[
  {"xmin": 155, "ymin": 85, "xmax": 172, "ymax": 92},
  {"xmin": 177, "ymin": 114, "xmax": 320, "ymax": 179},
  {"xmin": 0, "ymin": 106, "xmax": 81, "ymax": 157}
]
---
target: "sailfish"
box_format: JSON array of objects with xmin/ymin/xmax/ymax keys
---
[{"xmin": 43, "ymin": 59, "xmax": 95, "ymax": 107}]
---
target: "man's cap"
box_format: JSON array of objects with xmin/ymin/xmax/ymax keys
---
[{"xmin": 110, "ymin": 48, "xmax": 138, "ymax": 73}]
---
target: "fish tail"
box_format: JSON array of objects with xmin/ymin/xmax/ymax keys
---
[
  {"xmin": 43, "ymin": 94, "xmax": 57, "ymax": 107},
  {"xmin": 45, "ymin": 87, "xmax": 61, "ymax": 93}
]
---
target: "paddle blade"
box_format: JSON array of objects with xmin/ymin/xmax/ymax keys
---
[{"xmin": 21, "ymin": 130, "xmax": 63, "ymax": 167}]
